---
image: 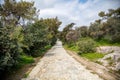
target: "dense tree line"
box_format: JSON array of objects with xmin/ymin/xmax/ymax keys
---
[
  {"xmin": 59, "ymin": 8, "xmax": 120, "ymax": 54},
  {"xmin": 0, "ymin": 0, "xmax": 61, "ymax": 74},
  {"xmin": 59, "ymin": 8, "xmax": 120, "ymax": 44},
  {"xmin": 89, "ymin": 8, "xmax": 120, "ymax": 43}
]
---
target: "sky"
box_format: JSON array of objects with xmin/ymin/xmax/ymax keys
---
[{"xmin": 17, "ymin": 0, "xmax": 120, "ymax": 30}]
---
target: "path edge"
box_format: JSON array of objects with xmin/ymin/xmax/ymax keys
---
[{"xmin": 66, "ymin": 50, "xmax": 120, "ymax": 80}]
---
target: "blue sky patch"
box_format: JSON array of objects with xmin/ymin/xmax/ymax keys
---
[{"xmin": 78, "ymin": 0, "xmax": 88, "ymax": 3}]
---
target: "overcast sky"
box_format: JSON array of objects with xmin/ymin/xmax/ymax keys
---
[{"xmin": 21, "ymin": 0, "xmax": 120, "ymax": 30}]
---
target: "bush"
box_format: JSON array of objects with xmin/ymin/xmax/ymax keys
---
[
  {"xmin": 111, "ymin": 33, "xmax": 120, "ymax": 43},
  {"xmin": 23, "ymin": 20, "xmax": 58, "ymax": 57},
  {"xmin": 77, "ymin": 38, "xmax": 96, "ymax": 54},
  {"xmin": 0, "ymin": 26, "xmax": 23, "ymax": 73}
]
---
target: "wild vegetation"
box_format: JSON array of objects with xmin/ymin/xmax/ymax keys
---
[
  {"xmin": 0, "ymin": 0, "xmax": 61, "ymax": 76},
  {"xmin": 0, "ymin": 0, "xmax": 120, "ymax": 78},
  {"xmin": 59, "ymin": 8, "xmax": 120, "ymax": 60}
]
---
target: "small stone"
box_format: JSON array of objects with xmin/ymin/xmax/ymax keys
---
[{"xmin": 116, "ymin": 62, "xmax": 120, "ymax": 71}]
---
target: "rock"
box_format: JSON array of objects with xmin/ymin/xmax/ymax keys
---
[
  {"xmin": 116, "ymin": 62, "xmax": 120, "ymax": 71},
  {"xmin": 96, "ymin": 46, "xmax": 120, "ymax": 71},
  {"xmin": 113, "ymin": 54, "xmax": 120, "ymax": 62},
  {"xmin": 97, "ymin": 46, "xmax": 120, "ymax": 54}
]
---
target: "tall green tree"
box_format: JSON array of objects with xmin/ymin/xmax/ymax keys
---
[
  {"xmin": 0, "ymin": 0, "xmax": 36, "ymax": 26},
  {"xmin": 23, "ymin": 17, "xmax": 61, "ymax": 56},
  {"xmin": 0, "ymin": 0, "xmax": 37, "ymax": 72},
  {"xmin": 42, "ymin": 17, "xmax": 62, "ymax": 45}
]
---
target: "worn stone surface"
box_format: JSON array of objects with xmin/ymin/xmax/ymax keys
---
[
  {"xmin": 116, "ymin": 62, "xmax": 120, "ymax": 71},
  {"xmin": 97, "ymin": 46, "xmax": 120, "ymax": 54},
  {"xmin": 22, "ymin": 41, "xmax": 103, "ymax": 80},
  {"xmin": 97, "ymin": 46, "xmax": 120, "ymax": 71}
]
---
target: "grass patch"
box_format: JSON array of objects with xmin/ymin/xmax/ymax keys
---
[
  {"xmin": 15, "ymin": 55, "xmax": 34, "ymax": 69},
  {"xmin": 64, "ymin": 44, "xmax": 105, "ymax": 61},
  {"xmin": 80, "ymin": 53, "xmax": 105, "ymax": 61},
  {"xmin": 96, "ymin": 40, "xmax": 120, "ymax": 46},
  {"xmin": 64, "ymin": 44, "xmax": 79, "ymax": 53},
  {"xmin": 19, "ymin": 55, "xmax": 34, "ymax": 64},
  {"xmin": 23, "ymin": 73, "xmax": 29, "ymax": 78}
]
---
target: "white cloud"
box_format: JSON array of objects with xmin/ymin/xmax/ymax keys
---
[{"xmin": 23, "ymin": 0, "xmax": 120, "ymax": 30}]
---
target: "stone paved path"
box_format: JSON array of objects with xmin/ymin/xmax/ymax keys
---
[{"xmin": 23, "ymin": 41, "xmax": 103, "ymax": 80}]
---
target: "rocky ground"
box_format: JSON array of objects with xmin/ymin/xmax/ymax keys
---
[
  {"xmin": 22, "ymin": 41, "xmax": 103, "ymax": 80},
  {"xmin": 97, "ymin": 46, "xmax": 120, "ymax": 71}
]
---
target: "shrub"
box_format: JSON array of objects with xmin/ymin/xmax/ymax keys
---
[
  {"xmin": 111, "ymin": 33, "xmax": 120, "ymax": 43},
  {"xmin": 0, "ymin": 26, "xmax": 23, "ymax": 73},
  {"xmin": 77, "ymin": 38, "xmax": 96, "ymax": 54}
]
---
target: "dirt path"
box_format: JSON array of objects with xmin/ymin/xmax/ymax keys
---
[{"xmin": 22, "ymin": 41, "xmax": 103, "ymax": 80}]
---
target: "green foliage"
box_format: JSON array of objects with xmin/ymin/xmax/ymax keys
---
[
  {"xmin": 77, "ymin": 38, "xmax": 96, "ymax": 54},
  {"xmin": 60, "ymin": 8, "xmax": 120, "ymax": 47},
  {"xmin": 76, "ymin": 26, "xmax": 88, "ymax": 38},
  {"xmin": 0, "ymin": 0, "xmax": 61, "ymax": 75},
  {"xmin": 66, "ymin": 30, "xmax": 78, "ymax": 43},
  {"xmin": 80, "ymin": 53, "xmax": 105, "ymax": 61},
  {"xmin": 59, "ymin": 23, "xmax": 75, "ymax": 43},
  {"xmin": 0, "ymin": 26, "xmax": 23, "ymax": 72},
  {"xmin": 29, "ymin": 45, "xmax": 52, "ymax": 57},
  {"xmin": 41, "ymin": 17, "xmax": 62, "ymax": 45},
  {"xmin": 88, "ymin": 8, "xmax": 120, "ymax": 43},
  {"xmin": 24, "ymin": 20, "xmax": 47, "ymax": 48},
  {"xmin": 96, "ymin": 39, "xmax": 120, "ymax": 46},
  {"xmin": 0, "ymin": 0, "xmax": 36, "ymax": 26},
  {"xmin": 111, "ymin": 33, "xmax": 120, "ymax": 43},
  {"xmin": 23, "ymin": 18, "xmax": 61, "ymax": 56},
  {"xmin": 64, "ymin": 44, "xmax": 79, "ymax": 53},
  {"xmin": 0, "ymin": 0, "xmax": 119, "ymax": 77},
  {"xmin": 18, "ymin": 55, "xmax": 34, "ymax": 64},
  {"xmin": 98, "ymin": 11, "xmax": 105, "ymax": 17},
  {"xmin": 14, "ymin": 54, "xmax": 34, "ymax": 69}
]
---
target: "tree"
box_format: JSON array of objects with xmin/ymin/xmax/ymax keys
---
[
  {"xmin": 0, "ymin": 0, "xmax": 37, "ymax": 72},
  {"xmin": 66, "ymin": 30, "xmax": 78, "ymax": 44},
  {"xmin": 89, "ymin": 21, "xmax": 105, "ymax": 40},
  {"xmin": 98, "ymin": 8, "xmax": 120, "ymax": 42},
  {"xmin": 98, "ymin": 11, "xmax": 105, "ymax": 17},
  {"xmin": 88, "ymin": 8, "xmax": 120, "ymax": 42},
  {"xmin": 41, "ymin": 17, "xmax": 62, "ymax": 45},
  {"xmin": 23, "ymin": 17, "xmax": 62, "ymax": 56},
  {"xmin": 75, "ymin": 26, "xmax": 88, "ymax": 38},
  {"xmin": 60, "ymin": 23, "xmax": 75, "ymax": 42},
  {"xmin": 0, "ymin": 0, "xmax": 36, "ymax": 26},
  {"xmin": 23, "ymin": 20, "xmax": 48, "ymax": 56},
  {"xmin": 0, "ymin": 25, "xmax": 24, "ymax": 72}
]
